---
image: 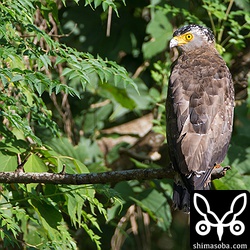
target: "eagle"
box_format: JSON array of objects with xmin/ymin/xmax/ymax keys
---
[{"xmin": 166, "ymin": 24, "xmax": 234, "ymax": 212}]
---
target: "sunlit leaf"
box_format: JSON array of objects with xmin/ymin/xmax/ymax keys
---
[
  {"xmin": 24, "ymin": 154, "xmax": 48, "ymax": 172},
  {"xmin": 0, "ymin": 153, "xmax": 17, "ymax": 172}
]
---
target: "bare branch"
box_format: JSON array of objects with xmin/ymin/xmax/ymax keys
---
[
  {"xmin": 0, "ymin": 168, "xmax": 174, "ymax": 185},
  {"xmin": 0, "ymin": 165, "xmax": 229, "ymax": 185}
]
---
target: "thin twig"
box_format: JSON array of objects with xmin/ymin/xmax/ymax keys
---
[
  {"xmin": 106, "ymin": 6, "xmax": 113, "ymax": 37},
  {"xmin": 132, "ymin": 61, "xmax": 150, "ymax": 79},
  {"xmin": 218, "ymin": 0, "xmax": 234, "ymax": 44},
  {"xmin": 202, "ymin": 0, "xmax": 216, "ymax": 35}
]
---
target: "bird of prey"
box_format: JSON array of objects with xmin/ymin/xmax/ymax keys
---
[{"xmin": 166, "ymin": 24, "xmax": 234, "ymax": 212}]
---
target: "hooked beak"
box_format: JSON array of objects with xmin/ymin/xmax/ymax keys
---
[
  {"xmin": 169, "ymin": 36, "xmax": 187, "ymax": 49},
  {"xmin": 169, "ymin": 38, "xmax": 179, "ymax": 49}
]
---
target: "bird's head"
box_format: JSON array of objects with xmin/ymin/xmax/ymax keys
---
[{"xmin": 170, "ymin": 24, "xmax": 215, "ymax": 52}]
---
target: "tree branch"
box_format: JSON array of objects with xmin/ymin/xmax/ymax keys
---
[
  {"xmin": 0, "ymin": 168, "xmax": 174, "ymax": 185},
  {"xmin": 0, "ymin": 165, "xmax": 230, "ymax": 185}
]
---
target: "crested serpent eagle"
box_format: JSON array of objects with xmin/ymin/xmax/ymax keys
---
[{"xmin": 166, "ymin": 24, "xmax": 234, "ymax": 212}]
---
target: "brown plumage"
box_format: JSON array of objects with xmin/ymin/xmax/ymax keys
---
[{"xmin": 166, "ymin": 24, "xmax": 234, "ymax": 212}]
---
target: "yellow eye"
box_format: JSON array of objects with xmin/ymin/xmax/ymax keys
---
[{"xmin": 185, "ymin": 33, "xmax": 193, "ymax": 41}]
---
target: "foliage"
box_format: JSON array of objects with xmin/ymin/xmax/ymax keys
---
[
  {"xmin": 0, "ymin": 0, "xmax": 134, "ymax": 248},
  {"xmin": 0, "ymin": 0, "xmax": 250, "ymax": 249}
]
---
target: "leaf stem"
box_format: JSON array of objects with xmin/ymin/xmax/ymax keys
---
[{"xmin": 218, "ymin": 0, "xmax": 234, "ymax": 44}]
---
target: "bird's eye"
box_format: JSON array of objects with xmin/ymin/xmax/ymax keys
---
[{"xmin": 185, "ymin": 33, "xmax": 193, "ymax": 41}]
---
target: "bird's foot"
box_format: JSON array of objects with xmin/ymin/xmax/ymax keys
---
[{"xmin": 211, "ymin": 165, "xmax": 231, "ymax": 180}]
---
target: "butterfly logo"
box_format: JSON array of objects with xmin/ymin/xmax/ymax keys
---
[{"xmin": 194, "ymin": 193, "xmax": 247, "ymax": 241}]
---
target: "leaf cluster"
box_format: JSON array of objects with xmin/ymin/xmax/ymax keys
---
[{"xmin": 0, "ymin": 0, "xmax": 137, "ymax": 248}]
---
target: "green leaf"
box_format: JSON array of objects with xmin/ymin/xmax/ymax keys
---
[
  {"xmin": 65, "ymin": 191, "xmax": 85, "ymax": 227},
  {"xmin": 107, "ymin": 182, "xmax": 134, "ymax": 220},
  {"xmin": 0, "ymin": 138, "xmax": 28, "ymax": 154},
  {"xmin": 142, "ymin": 10, "xmax": 172, "ymax": 58},
  {"xmin": 234, "ymin": 0, "xmax": 250, "ymax": 11},
  {"xmin": 39, "ymin": 54, "xmax": 52, "ymax": 70},
  {"xmin": 94, "ymin": 0, "xmax": 102, "ymax": 8},
  {"xmin": 73, "ymin": 159, "xmax": 89, "ymax": 174},
  {"xmin": 61, "ymin": 67, "xmax": 74, "ymax": 76},
  {"xmin": 98, "ymin": 84, "xmax": 136, "ymax": 110},
  {"xmin": 0, "ymin": 153, "xmax": 17, "ymax": 171},
  {"xmin": 34, "ymin": 80, "xmax": 46, "ymax": 96},
  {"xmin": 213, "ymin": 167, "xmax": 249, "ymax": 190},
  {"xmin": 30, "ymin": 199, "xmax": 62, "ymax": 229},
  {"xmin": 11, "ymin": 74, "xmax": 23, "ymax": 82},
  {"xmin": 1, "ymin": 111, "xmax": 42, "ymax": 145},
  {"xmin": 130, "ymin": 188, "xmax": 172, "ymax": 231},
  {"xmin": 126, "ymin": 79, "xmax": 153, "ymax": 110},
  {"xmin": 24, "ymin": 154, "xmax": 48, "ymax": 172}
]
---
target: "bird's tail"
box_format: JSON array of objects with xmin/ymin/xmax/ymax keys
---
[
  {"xmin": 173, "ymin": 182, "xmax": 191, "ymax": 212},
  {"xmin": 173, "ymin": 169, "xmax": 212, "ymax": 212}
]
